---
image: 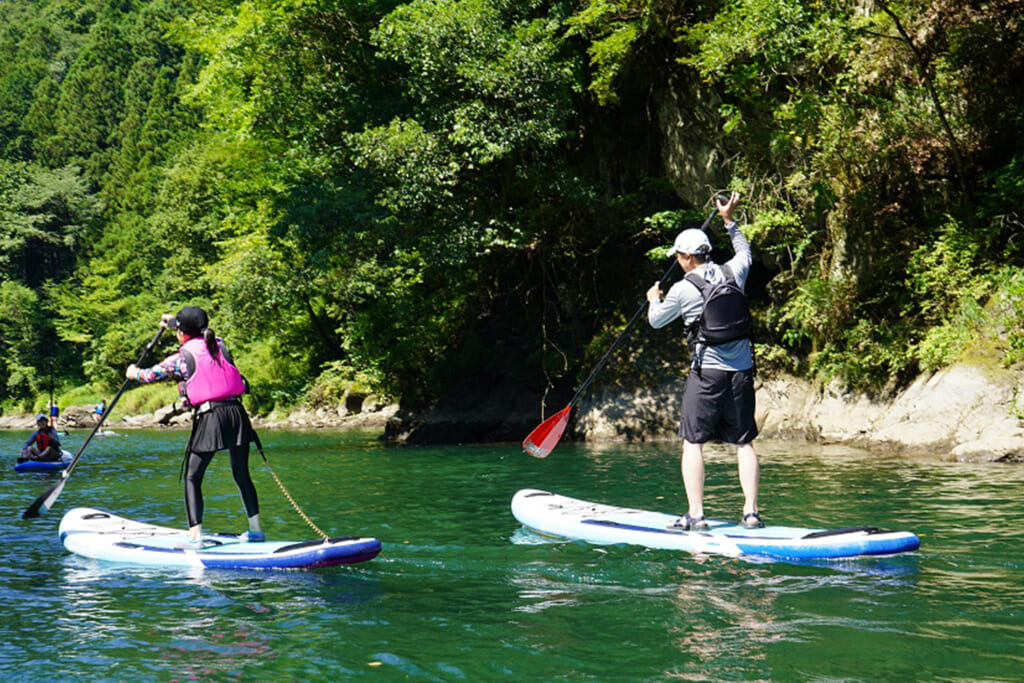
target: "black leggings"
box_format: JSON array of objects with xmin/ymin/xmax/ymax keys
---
[{"xmin": 184, "ymin": 445, "xmax": 260, "ymax": 528}]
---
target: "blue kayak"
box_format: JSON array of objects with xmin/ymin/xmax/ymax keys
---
[
  {"xmin": 511, "ymin": 488, "xmax": 920, "ymax": 561},
  {"xmin": 14, "ymin": 450, "xmax": 73, "ymax": 472}
]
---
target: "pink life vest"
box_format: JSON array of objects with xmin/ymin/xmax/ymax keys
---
[{"xmin": 180, "ymin": 337, "xmax": 246, "ymax": 405}]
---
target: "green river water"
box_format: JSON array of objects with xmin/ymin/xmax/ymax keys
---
[{"xmin": 1, "ymin": 427, "xmax": 1021, "ymax": 681}]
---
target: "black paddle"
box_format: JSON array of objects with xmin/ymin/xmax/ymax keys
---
[
  {"xmin": 523, "ymin": 206, "xmax": 720, "ymax": 458},
  {"xmin": 22, "ymin": 326, "xmax": 166, "ymax": 519},
  {"xmin": 48, "ymin": 360, "xmax": 54, "ymax": 429}
]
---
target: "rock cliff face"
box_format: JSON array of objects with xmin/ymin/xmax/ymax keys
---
[
  {"xmin": 575, "ymin": 363, "xmax": 1024, "ymax": 462},
  {"xmin": 656, "ymin": 75, "xmax": 729, "ymax": 208}
]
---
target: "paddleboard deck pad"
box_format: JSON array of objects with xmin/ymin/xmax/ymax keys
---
[
  {"xmin": 511, "ymin": 489, "xmax": 920, "ymax": 561},
  {"xmin": 59, "ymin": 508, "xmax": 382, "ymax": 570}
]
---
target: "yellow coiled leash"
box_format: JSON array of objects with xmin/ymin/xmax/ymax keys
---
[{"xmin": 251, "ymin": 431, "xmax": 330, "ymax": 541}]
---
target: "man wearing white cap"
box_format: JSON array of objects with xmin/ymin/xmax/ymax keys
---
[{"xmin": 646, "ymin": 191, "xmax": 763, "ymax": 531}]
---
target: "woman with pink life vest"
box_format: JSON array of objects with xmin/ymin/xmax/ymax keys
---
[{"xmin": 126, "ymin": 306, "xmax": 263, "ymax": 547}]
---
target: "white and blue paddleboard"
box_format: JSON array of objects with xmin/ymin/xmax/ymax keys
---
[
  {"xmin": 511, "ymin": 489, "xmax": 920, "ymax": 561},
  {"xmin": 13, "ymin": 449, "xmax": 73, "ymax": 472},
  {"xmin": 59, "ymin": 508, "xmax": 382, "ymax": 570}
]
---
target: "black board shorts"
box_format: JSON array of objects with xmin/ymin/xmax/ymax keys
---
[
  {"xmin": 188, "ymin": 401, "xmax": 254, "ymax": 453},
  {"xmin": 679, "ymin": 367, "xmax": 758, "ymax": 445}
]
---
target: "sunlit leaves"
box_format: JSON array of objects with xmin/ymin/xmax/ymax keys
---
[
  {"xmin": 362, "ymin": 0, "xmax": 579, "ymax": 187},
  {"xmin": 352, "ymin": 118, "xmax": 456, "ymax": 214}
]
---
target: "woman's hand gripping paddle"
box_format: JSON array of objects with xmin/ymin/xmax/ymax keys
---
[
  {"xmin": 22, "ymin": 326, "xmax": 166, "ymax": 519},
  {"xmin": 522, "ymin": 207, "xmax": 719, "ymax": 458}
]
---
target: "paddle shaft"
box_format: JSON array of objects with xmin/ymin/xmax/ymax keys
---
[
  {"xmin": 565, "ymin": 208, "xmax": 718, "ymax": 409},
  {"xmin": 523, "ymin": 207, "xmax": 721, "ymax": 458},
  {"xmin": 23, "ymin": 326, "xmax": 166, "ymax": 519},
  {"xmin": 49, "ymin": 361, "xmax": 54, "ymax": 429},
  {"xmin": 566, "ymin": 260, "xmax": 677, "ymax": 408}
]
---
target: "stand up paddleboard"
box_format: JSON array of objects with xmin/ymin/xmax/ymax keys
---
[
  {"xmin": 13, "ymin": 449, "xmax": 73, "ymax": 472},
  {"xmin": 511, "ymin": 489, "xmax": 920, "ymax": 561},
  {"xmin": 59, "ymin": 508, "xmax": 382, "ymax": 570}
]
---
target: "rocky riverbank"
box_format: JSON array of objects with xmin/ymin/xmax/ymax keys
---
[
  {"xmin": 575, "ymin": 362, "xmax": 1024, "ymax": 463},
  {"xmin": 0, "ymin": 401, "xmax": 399, "ymax": 432},
  {"xmin": 3, "ymin": 362, "xmax": 1021, "ymax": 462}
]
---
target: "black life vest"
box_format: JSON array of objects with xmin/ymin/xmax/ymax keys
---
[{"xmin": 684, "ymin": 264, "xmax": 752, "ymax": 347}]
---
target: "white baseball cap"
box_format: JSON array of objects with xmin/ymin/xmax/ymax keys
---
[{"xmin": 668, "ymin": 228, "xmax": 711, "ymax": 256}]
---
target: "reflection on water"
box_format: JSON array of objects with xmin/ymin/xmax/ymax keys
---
[
  {"xmin": 503, "ymin": 540, "xmax": 933, "ymax": 679},
  {"xmin": 667, "ymin": 566, "xmax": 779, "ymax": 680},
  {"xmin": 2, "ymin": 431, "xmax": 1023, "ymax": 681},
  {"xmin": 53, "ymin": 552, "xmax": 386, "ymax": 680}
]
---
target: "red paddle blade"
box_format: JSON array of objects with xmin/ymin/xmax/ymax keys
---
[{"xmin": 522, "ymin": 405, "xmax": 572, "ymax": 458}]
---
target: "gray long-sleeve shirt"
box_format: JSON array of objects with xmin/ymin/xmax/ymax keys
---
[{"xmin": 648, "ymin": 221, "xmax": 753, "ymax": 372}]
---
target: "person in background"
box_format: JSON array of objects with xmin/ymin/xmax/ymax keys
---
[
  {"xmin": 50, "ymin": 404, "xmax": 68, "ymax": 435},
  {"xmin": 126, "ymin": 306, "xmax": 263, "ymax": 548},
  {"xmin": 94, "ymin": 400, "xmax": 106, "ymax": 423},
  {"xmin": 19, "ymin": 414, "xmax": 62, "ymax": 462},
  {"xmin": 646, "ymin": 191, "xmax": 763, "ymax": 531}
]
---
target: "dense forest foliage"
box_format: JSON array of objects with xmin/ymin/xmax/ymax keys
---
[{"xmin": 1, "ymin": 0, "xmax": 1022, "ymax": 426}]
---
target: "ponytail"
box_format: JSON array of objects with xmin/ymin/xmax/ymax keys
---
[{"xmin": 203, "ymin": 328, "xmax": 222, "ymax": 364}]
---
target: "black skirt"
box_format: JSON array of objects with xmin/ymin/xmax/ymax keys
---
[{"xmin": 188, "ymin": 401, "xmax": 254, "ymax": 453}]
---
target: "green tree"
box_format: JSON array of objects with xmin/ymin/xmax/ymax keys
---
[
  {"xmin": 675, "ymin": 0, "xmax": 1024, "ymax": 389},
  {"xmin": 0, "ymin": 280, "xmax": 46, "ymax": 400},
  {"xmin": 0, "ymin": 160, "xmax": 98, "ymax": 288}
]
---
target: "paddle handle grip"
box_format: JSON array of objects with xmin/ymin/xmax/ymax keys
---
[{"xmin": 65, "ymin": 327, "xmax": 166, "ymax": 475}]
